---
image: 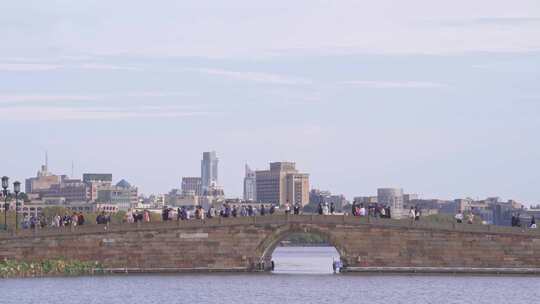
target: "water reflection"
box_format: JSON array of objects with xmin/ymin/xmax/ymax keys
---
[{"xmin": 272, "ymin": 246, "xmax": 340, "ymax": 274}]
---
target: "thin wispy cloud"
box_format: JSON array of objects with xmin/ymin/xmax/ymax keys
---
[
  {"xmin": 342, "ymin": 80, "xmax": 448, "ymax": 89},
  {"xmin": 76, "ymin": 63, "xmax": 141, "ymax": 71},
  {"xmin": 437, "ymin": 17, "xmax": 540, "ymax": 27},
  {"xmin": 0, "ymin": 91, "xmax": 192, "ymax": 104},
  {"xmin": 0, "ymin": 106, "xmax": 212, "ymax": 121},
  {"xmin": 0, "ymin": 94, "xmax": 97, "ymax": 103},
  {"xmin": 0, "ymin": 63, "xmax": 61, "ymax": 71},
  {"xmin": 0, "ymin": 60, "xmax": 140, "ymax": 72},
  {"xmin": 123, "ymin": 91, "xmax": 195, "ymax": 98},
  {"xmin": 191, "ymin": 68, "xmax": 312, "ymax": 85}
]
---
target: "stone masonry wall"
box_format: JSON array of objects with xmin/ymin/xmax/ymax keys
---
[{"xmin": 0, "ymin": 215, "xmax": 539, "ymax": 271}]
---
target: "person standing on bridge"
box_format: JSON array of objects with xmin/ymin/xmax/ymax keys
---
[
  {"xmin": 284, "ymin": 202, "xmax": 291, "ymax": 215},
  {"xmin": 294, "ymin": 203, "xmax": 300, "ymax": 215},
  {"xmin": 162, "ymin": 207, "xmax": 168, "ymax": 221},
  {"xmin": 330, "ymin": 202, "xmax": 335, "ymax": 215},
  {"xmin": 359, "ymin": 204, "xmax": 366, "ymax": 217},
  {"xmin": 467, "ymin": 212, "xmax": 475, "ymax": 224},
  {"xmin": 143, "ymin": 210, "xmax": 150, "ymax": 222},
  {"xmin": 380, "ymin": 206, "xmax": 386, "ymax": 218},
  {"xmin": 209, "ymin": 206, "xmax": 216, "ymax": 218},
  {"xmin": 260, "ymin": 204, "xmax": 266, "ymax": 216},
  {"xmin": 53, "ymin": 214, "xmax": 61, "ymax": 227},
  {"xmin": 455, "ymin": 211, "xmax": 463, "ymax": 223},
  {"xmin": 77, "ymin": 212, "xmax": 85, "ymax": 226},
  {"xmin": 530, "ymin": 216, "xmax": 536, "ymax": 229},
  {"xmin": 127, "ymin": 210, "xmax": 134, "ymax": 224},
  {"xmin": 409, "ymin": 207, "xmax": 416, "ymax": 223},
  {"xmin": 322, "ymin": 202, "xmax": 329, "ymax": 215}
]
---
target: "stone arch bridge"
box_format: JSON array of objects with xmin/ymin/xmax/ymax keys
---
[{"xmin": 1, "ymin": 215, "xmax": 540, "ymax": 274}]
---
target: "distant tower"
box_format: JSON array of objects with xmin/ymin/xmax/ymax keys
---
[
  {"xmin": 243, "ymin": 164, "xmax": 256, "ymax": 201},
  {"xmin": 38, "ymin": 151, "xmax": 50, "ymax": 177},
  {"xmin": 201, "ymin": 151, "xmax": 219, "ymax": 193}
]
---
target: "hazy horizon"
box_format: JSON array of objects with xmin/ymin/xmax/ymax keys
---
[{"xmin": 1, "ymin": 1, "xmax": 539, "ymax": 204}]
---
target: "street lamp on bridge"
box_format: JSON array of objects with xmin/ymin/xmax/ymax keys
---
[
  {"xmin": 1, "ymin": 176, "xmax": 8, "ymax": 231},
  {"xmin": 13, "ymin": 181, "xmax": 20, "ymax": 232}
]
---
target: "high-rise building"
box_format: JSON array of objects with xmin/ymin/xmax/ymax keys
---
[
  {"xmin": 201, "ymin": 151, "xmax": 218, "ymax": 192},
  {"xmin": 243, "ymin": 164, "xmax": 256, "ymax": 201},
  {"xmin": 377, "ymin": 188, "xmax": 404, "ymax": 218},
  {"xmin": 83, "ymin": 173, "xmax": 112, "ymax": 201},
  {"xmin": 255, "ymin": 162, "xmax": 309, "ymax": 206},
  {"xmin": 181, "ymin": 177, "xmax": 202, "ymax": 196}
]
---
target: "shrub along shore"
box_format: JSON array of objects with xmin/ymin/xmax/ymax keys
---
[{"xmin": 0, "ymin": 259, "xmax": 103, "ymax": 279}]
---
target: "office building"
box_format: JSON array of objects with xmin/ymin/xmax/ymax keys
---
[
  {"xmin": 43, "ymin": 178, "xmax": 88, "ymax": 202},
  {"xmin": 83, "ymin": 173, "xmax": 113, "ymax": 201},
  {"xmin": 25, "ymin": 163, "xmax": 64, "ymax": 194},
  {"xmin": 97, "ymin": 179, "xmax": 138, "ymax": 211},
  {"xmin": 181, "ymin": 177, "xmax": 202, "ymax": 196},
  {"xmin": 255, "ymin": 162, "xmax": 309, "ymax": 206}
]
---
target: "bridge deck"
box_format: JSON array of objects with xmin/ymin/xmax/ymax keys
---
[{"xmin": 0, "ymin": 214, "xmax": 537, "ymax": 240}]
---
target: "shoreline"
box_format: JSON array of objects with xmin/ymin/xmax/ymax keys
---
[{"xmin": 5, "ymin": 266, "xmax": 540, "ymax": 279}]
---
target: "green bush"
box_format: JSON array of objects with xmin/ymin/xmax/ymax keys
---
[{"xmin": 0, "ymin": 259, "xmax": 103, "ymax": 278}]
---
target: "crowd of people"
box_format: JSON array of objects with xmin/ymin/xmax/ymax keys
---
[
  {"xmin": 21, "ymin": 212, "xmax": 87, "ymax": 229},
  {"xmin": 124, "ymin": 210, "xmax": 151, "ymax": 223},
  {"xmin": 350, "ymin": 202, "xmax": 392, "ymax": 218},
  {"xmin": 18, "ymin": 211, "xmax": 112, "ymax": 229},
  {"xmin": 16, "ymin": 202, "xmax": 540, "ymax": 231},
  {"xmin": 510, "ymin": 213, "xmax": 536, "ymax": 229},
  {"xmin": 161, "ymin": 202, "xmax": 304, "ymax": 221}
]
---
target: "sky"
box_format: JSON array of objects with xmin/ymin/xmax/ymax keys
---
[{"xmin": 0, "ymin": 0, "xmax": 539, "ymax": 204}]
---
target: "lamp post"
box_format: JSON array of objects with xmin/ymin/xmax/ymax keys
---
[
  {"xmin": 13, "ymin": 181, "xmax": 20, "ymax": 232},
  {"xmin": 1, "ymin": 176, "xmax": 8, "ymax": 231}
]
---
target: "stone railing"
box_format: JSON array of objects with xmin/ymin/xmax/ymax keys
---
[{"xmin": 0, "ymin": 214, "xmax": 538, "ymax": 240}]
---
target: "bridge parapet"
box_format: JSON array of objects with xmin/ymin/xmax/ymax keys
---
[{"xmin": 0, "ymin": 214, "xmax": 538, "ymax": 240}]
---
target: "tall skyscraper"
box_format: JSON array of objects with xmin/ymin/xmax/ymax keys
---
[
  {"xmin": 243, "ymin": 164, "xmax": 256, "ymax": 201},
  {"xmin": 201, "ymin": 151, "xmax": 219, "ymax": 192},
  {"xmin": 255, "ymin": 162, "xmax": 309, "ymax": 206}
]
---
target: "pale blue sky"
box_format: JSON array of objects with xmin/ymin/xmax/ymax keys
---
[{"xmin": 0, "ymin": 1, "xmax": 539, "ymax": 204}]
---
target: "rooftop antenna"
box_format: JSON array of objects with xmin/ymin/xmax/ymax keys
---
[
  {"xmin": 45, "ymin": 150, "xmax": 49, "ymax": 171},
  {"xmin": 71, "ymin": 160, "xmax": 74, "ymax": 178}
]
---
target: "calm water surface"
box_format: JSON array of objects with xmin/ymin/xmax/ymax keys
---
[{"xmin": 1, "ymin": 247, "xmax": 539, "ymax": 304}]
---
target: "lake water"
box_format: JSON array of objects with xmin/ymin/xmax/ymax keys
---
[{"xmin": 1, "ymin": 246, "xmax": 539, "ymax": 304}]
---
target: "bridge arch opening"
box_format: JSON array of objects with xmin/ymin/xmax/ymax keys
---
[{"xmin": 257, "ymin": 226, "xmax": 346, "ymax": 274}]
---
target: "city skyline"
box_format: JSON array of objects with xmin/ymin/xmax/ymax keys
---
[{"xmin": 4, "ymin": 152, "xmax": 537, "ymax": 206}]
